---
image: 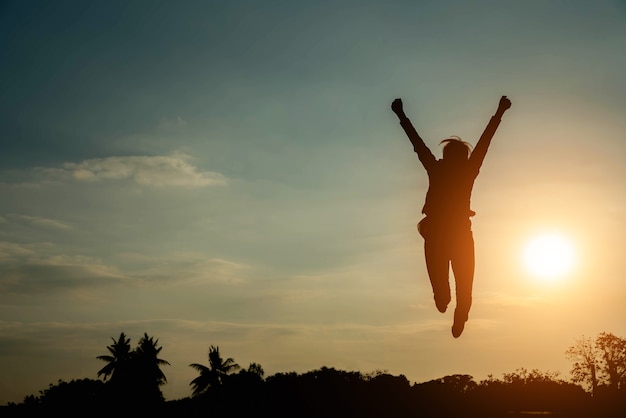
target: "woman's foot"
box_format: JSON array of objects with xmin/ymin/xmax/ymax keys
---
[
  {"xmin": 434, "ymin": 294, "xmax": 451, "ymax": 313},
  {"xmin": 451, "ymin": 319, "xmax": 465, "ymax": 338},
  {"xmin": 451, "ymin": 309, "xmax": 468, "ymax": 338}
]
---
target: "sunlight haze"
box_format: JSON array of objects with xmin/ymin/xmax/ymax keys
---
[{"xmin": 523, "ymin": 232, "xmax": 576, "ymax": 279}]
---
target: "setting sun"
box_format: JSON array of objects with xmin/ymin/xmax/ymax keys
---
[{"xmin": 523, "ymin": 233, "xmax": 575, "ymax": 281}]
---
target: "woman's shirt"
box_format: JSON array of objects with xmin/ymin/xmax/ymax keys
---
[{"xmin": 398, "ymin": 115, "xmax": 502, "ymax": 220}]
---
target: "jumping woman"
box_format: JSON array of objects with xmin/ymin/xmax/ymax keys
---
[{"xmin": 391, "ymin": 96, "xmax": 511, "ymax": 337}]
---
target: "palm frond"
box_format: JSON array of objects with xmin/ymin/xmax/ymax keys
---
[{"xmin": 189, "ymin": 363, "xmax": 210, "ymax": 373}]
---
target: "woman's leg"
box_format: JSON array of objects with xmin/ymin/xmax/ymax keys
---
[
  {"xmin": 424, "ymin": 234, "xmax": 452, "ymax": 313},
  {"xmin": 450, "ymin": 228, "xmax": 475, "ymax": 337}
]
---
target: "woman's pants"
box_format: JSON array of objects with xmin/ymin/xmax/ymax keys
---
[{"xmin": 418, "ymin": 217, "xmax": 475, "ymax": 322}]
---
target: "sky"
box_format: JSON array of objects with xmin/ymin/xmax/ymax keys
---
[{"xmin": 1, "ymin": 0, "xmax": 626, "ymax": 404}]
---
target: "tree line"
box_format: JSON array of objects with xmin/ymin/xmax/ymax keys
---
[{"xmin": 3, "ymin": 331, "xmax": 625, "ymax": 418}]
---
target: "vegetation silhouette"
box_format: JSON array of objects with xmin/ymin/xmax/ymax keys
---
[
  {"xmin": 95, "ymin": 332, "xmax": 170, "ymax": 414},
  {"xmin": 391, "ymin": 96, "xmax": 511, "ymax": 337},
  {"xmin": 96, "ymin": 332, "xmax": 132, "ymax": 383},
  {"xmin": 189, "ymin": 345, "xmax": 240, "ymax": 396},
  {"xmin": 566, "ymin": 332, "xmax": 626, "ymax": 398},
  {"xmin": 7, "ymin": 379, "xmax": 105, "ymax": 418},
  {"xmin": 3, "ymin": 331, "xmax": 626, "ymax": 418}
]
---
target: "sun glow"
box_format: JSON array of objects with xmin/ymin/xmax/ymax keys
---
[{"xmin": 523, "ymin": 232, "xmax": 575, "ymax": 281}]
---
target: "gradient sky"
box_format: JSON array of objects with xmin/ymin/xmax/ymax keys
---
[{"xmin": 1, "ymin": 0, "xmax": 625, "ymax": 404}]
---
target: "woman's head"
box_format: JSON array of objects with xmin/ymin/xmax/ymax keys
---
[{"xmin": 440, "ymin": 136, "xmax": 472, "ymax": 162}]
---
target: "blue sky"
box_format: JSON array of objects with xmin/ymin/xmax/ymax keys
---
[{"xmin": 1, "ymin": 0, "xmax": 626, "ymax": 403}]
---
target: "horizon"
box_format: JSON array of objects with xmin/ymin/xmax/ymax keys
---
[{"xmin": 1, "ymin": 0, "xmax": 626, "ymax": 405}]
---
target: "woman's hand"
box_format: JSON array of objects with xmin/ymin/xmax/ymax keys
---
[
  {"xmin": 498, "ymin": 95, "xmax": 511, "ymax": 113},
  {"xmin": 391, "ymin": 98, "xmax": 405, "ymax": 118}
]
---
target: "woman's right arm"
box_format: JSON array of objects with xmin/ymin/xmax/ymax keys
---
[{"xmin": 391, "ymin": 98, "xmax": 436, "ymax": 169}]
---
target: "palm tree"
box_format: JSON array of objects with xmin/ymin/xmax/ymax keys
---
[
  {"xmin": 131, "ymin": 333, "xmax": 170, "ymax": 404},
  {"xmin": 135, "ymin": 333, "xmax": 170, "ymax": 387},
  {"xmin": 96, "ymin": 332, "xmax": 132, "ymax": 382},
  {"xmin": 189, "ymin": 345, "xmax": 240, "ymax": 396}
]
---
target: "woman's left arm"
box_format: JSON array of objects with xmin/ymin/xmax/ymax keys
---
[{"xmin": 469, "ymin": 96, "xmax": 512, "ymax": 171}]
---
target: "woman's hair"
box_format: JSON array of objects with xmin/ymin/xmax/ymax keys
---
[{"xmin": 440, "ymin": 136, "xmax": 472, "ymax": 161}]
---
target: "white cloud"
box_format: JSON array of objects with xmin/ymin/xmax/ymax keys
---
[{"xmin": 37, "ymin": 153, "xmax": 227, "ymax": 188}]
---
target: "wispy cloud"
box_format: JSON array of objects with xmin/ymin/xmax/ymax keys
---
[
  {"xmin": 0, "ymin": 244, "xmax": 130, "ymax": 293},
  {"xmin": 184, "ymin": 257, "xmax": 249, "ymax": 285},
  {"xmin": 37, "ymin": 153, "xmax": 227, "ymax": 188},
  {"xmin": 6, "ymin": 214, "xmax": 72, "ymax": 230},
  {"xmin": 157, "ymin": 115, "xmax": 188, "ymax": 130},
  {"xmin": 121, "ymin": 252, "xmax": 251, "ymax": 285},
  {"xmin": 0, "ymin": 241, "xmax": 38, "ymax": 261}
]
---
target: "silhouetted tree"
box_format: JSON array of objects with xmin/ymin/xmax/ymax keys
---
[
  {"xmin": 189, "ymin": 345, "xmax": 240, "ymax": 396},
  {"xmin": 440, "ymin": 373, "xmax": 477, "ymax": 393},
  {"xmin": 566, "ymin": 335, "xmax": 600, "ymax": 395},
  {"xmin": 6, "ymin": 363, "xmax": 603, "ymax": 418},
  {"xmin": 246, "ymin": 362, "xmax": 265, "ymax": 378},
  {"xmin": 3, "ymin": 379, "xmax": 106, "ymax": 418},
  {"xmin": 265, "ymin": 367, "xmax": 366, "ymax": 418},
  {"xmin": 473, "ymin": 369, "xmax": 590, "ymax": 417},
  {"xmin": 365, "ymin": 371, "xmax": 412, "ymax": 418},
  {"xmin": 595, "ymin": 332, "xmax": 626, "ymax": 392},
  {"xmin": 41, "ymin": 379, "xmax": 105, "ymax": 413},
  {"xmin": 413, "ymin": 374, "xmax": 477, "ymax": 418},
  {"xmin": 224, "ymin": 362, "xmax": 266, "ymax": 391},
  {"xmin": 566, "ymin": 332, "xmax": 626, "ymax": 397},
  {"xmin": 96, "ymin": 332, "xmax": 169, "ymax": 409},
  {"xmin": 133, "ymin": 333, "xmax": 170, "ymax": 403},
  {"xmin": 96, "ymin": 332, "xmax": 132, "ymax": 383}
]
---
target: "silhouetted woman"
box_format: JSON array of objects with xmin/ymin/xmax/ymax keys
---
[{"xmin": 391, "ymin": 96, "xmax": 511, "ymax": 337}]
